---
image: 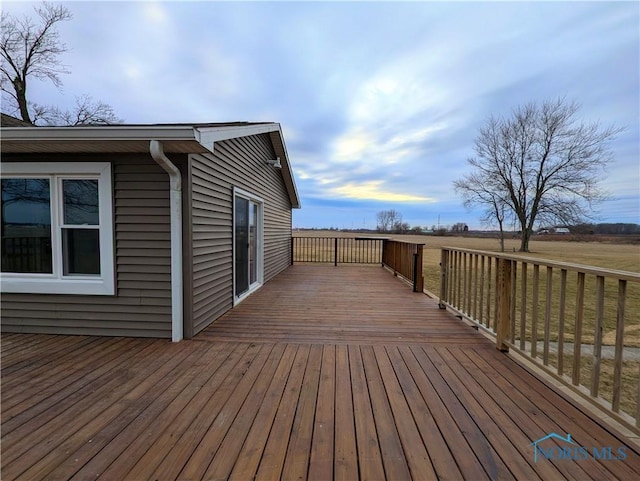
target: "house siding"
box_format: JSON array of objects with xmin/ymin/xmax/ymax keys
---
[
  {"xmin": 1, "ymin": 154, "xmax": 175, "ymax": 338},
  {"xmin": 189, "ymin": 133, "xmax": 292, "ymax": 335}
]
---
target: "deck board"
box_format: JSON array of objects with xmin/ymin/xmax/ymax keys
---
[{"xmin": 2, "ymin": 265, "xmax": 639, "ymax": 480}]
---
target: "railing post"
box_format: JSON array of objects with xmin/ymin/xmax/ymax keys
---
[
  {"xmin": 291, "ymin": 236, "xmax": 294, "ymax": 265},
  {"xmin": 496, "ymin": 258, "xmax": 511, "ymax": 352},
  {"xmin": 334, "ymin": 237, "xmax": 338, "ymax": 267},
  {"xmin": 413, "ymin": 245, "xmax": 424, "ymax": 292},
  {"xmin": 439, "ymin": 249, "xmax": 448, "ymax": 309}
]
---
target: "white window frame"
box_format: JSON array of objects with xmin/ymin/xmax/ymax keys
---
[
  {"xmin": 232, "ymin": 187, "xmax": 264, "ymax": 305},
  {"xmin": 1, "ymin": 162, "xmax": 114, "ymax": 295}
]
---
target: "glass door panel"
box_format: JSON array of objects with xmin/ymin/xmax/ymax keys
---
[
  {"xmin": 249, "ymin": 201, "xmax": 258, "ymax": 285},
  {"xmin": 234, "ymin": 196, "xmax": 249, "ymax": 296}
]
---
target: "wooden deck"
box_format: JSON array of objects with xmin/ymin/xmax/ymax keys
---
[{"xmin": 2, "ymin": 265, "xmax": 639, "ymax": 480}]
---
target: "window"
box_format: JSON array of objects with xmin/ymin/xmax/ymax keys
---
[{"xmin": 1, "ymin": 163, "xmax": 114, "ymax": 295}]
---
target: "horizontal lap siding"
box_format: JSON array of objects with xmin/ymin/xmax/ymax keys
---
[
  {"xmin": 189, "ymin": 133, "xmax": 292, "ymax": 335},
  {"xmin": 1, "ymin": 154, "xmax": 173, "ymax": 338}
]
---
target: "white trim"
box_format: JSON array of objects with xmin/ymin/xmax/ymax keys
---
[
  {"xmin": 0, "ymin": 125, "xmax": 198, "ymax": 141},
  {"xmin": 232, "ymin": 187, "xmax": 264, "ymax": 305},
  {"xmin": 0, "ymin": 163, "xmax": 114, "ymax": 295},
  {"xmin": 196, "ymin": 124, "xmax": 279, "ymax": 150}
]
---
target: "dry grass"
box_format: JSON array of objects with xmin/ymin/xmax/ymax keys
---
[{"xmin": 541, "ymin": 352, "xmax": 640, "ymax": 420}]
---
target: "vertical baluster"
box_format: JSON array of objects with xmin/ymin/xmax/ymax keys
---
[
  {"xmin": 520, "ymin": 262, "xmax": 528, "ymax": 351},
  {"xmin": 486, "ymin": 256, "xmax": 492, "ymax": 329},
  {"xmin": 612, "ymin": 279, "xmax": 626, "ymax": 413},
  {"xmin": 572, "ymin": 272, "xmax": 585, "ymax": 386},
  {"xmin": 531, "ymin": 265, "xmax": 540, "ymax": 358},
  {"xmin": 493, "ymin": 258, "xmax": 499, "ymax": 332},
  {"xmin": 636, "ymin": 365, "xmax": 640, "ymax": 428},
  {"xmin": 452, "ymin": 251, "xmax": 458, "ymax": 308},
  {"xmin": 453, "ymin": 251, "xmax": 461, "ymax": 309},
  {"xmin": 591, "ymin": 275, "xmax": 605, "ymax": 397},
  {"xmin": 462, "ymin": 252, "xmax": 468, "ymax": 314},
  {"xmin": 472, "ymin": 254, "xmax": 479, "ymax": 321},
  {"xmin": 457, "ymin": 251, "xmax": 462, "ymax": 309},
  {"xmin": 448, "ymin": 251, "xmax": 454, "ymax": 306},
  {"xmin": 510, "ymin": 262, "xmax": 517, "ymax": 343},
  {"xmin": 557, "ymin": 269, "xmax": 567, "ymax": 376},
  {"xmin": 543, "ymin": 266, "xmax": 553, "ymax": 365},
  {"xmin": 478, "ymin": 255, "xmax": 485, "ymax": 325}
]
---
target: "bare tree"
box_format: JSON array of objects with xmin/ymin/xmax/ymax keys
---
[
  {"xmin": 38, "ymin": 94, "xmax": 121, "ymax": 125},
  {"xmin": 455, "ymin": 171, "xmax": 509, "ymax": 251},
  {"xmin": 1, "ymin": 3, "xmax": 71, "ymax": 123},
  {"xmin": 376, "ymin": 209, "xmax": 402, "ymax": 233},
  {"xmin": 455, "ymin": 98, "xmax": 622, "ymax": 252},
  {"xmin": 450, "ymin": 222, "xmax": 469, "ymax": 233},
  {"xmin": 1, "ymin": 3, "xmax": 121, "ymax": 125},
  {"xmin": 392, "ymin": 220, "xmax": 410, "ymax": 234}
]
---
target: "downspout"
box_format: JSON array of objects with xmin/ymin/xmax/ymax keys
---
[{"xmin": 150, "ymin": 140, "xmax": 183, "ymax": 342}]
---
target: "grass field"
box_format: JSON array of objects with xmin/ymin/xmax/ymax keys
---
[{"xmin": 294, "ymin": 230, "xmax": 639, "ymax": 282}]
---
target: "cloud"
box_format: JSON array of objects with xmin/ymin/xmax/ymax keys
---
[
  {"xmin": 330, "ymin": 181, "xmax": 436, "ymax": 203},
  {"xmin": 3, "ymin": 1, "xmax": 637, "ymax": 228}
]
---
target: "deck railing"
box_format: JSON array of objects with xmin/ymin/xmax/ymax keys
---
[
  {"xmin": 439, "ymin": 247, "xmax": 640, "ymax": 431},
  {"xmin": 291, "ymin": 236, "xmax": 425, "ymax": 292},
  {"xmin": 382, "ymin": 240, "xmax": 424, "ymax": 292},
  {"xmin": 291, "ymin": 236, "xmax": 384, "ymax": 265}
]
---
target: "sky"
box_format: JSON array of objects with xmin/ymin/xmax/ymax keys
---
[{"xmin": 2, "ymin": 0, "xmax": 639, "ymax": 230}]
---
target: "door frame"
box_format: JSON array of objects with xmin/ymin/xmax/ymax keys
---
[{"xmin": 232, "ymin": 186, "xmax": 264, "ymax": 305}]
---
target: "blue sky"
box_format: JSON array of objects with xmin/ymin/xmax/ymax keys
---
[{"xmin": 3, "ymin": 0, "xmax": 639, "ymax": 230}]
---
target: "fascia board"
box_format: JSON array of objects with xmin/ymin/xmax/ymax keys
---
[
  {"xmin": 0, "ymin": 125, "xmax": 198, "ymax": 142},
  {"xmin": 269, "ymin": 129, "xmax": 301, "ymax": 209},
  {"xmin": 195, "ymin": 123, "xmax": 279, "ymax": 150}
]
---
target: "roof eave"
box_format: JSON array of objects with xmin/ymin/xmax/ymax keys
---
[
  {"xmin": 0, "ymin": 125, "xmax": 199, "ymax": 142},
  {"xmin": 0, "ymin": 122, "xmax": 302, "ymax": 209}
]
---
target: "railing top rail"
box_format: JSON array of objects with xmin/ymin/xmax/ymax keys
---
[
  {"xmin": 385, "ymin": 239, "xmax": 425, "ymax": 246},
  {"xmin": 292, "ymin": 236, "xmax": 351, "ymax": 239},
  {"xmin": 292, "ymin": 236, "xmax": 424, "ymax": 246},
  {"xmin": 442, "ymin": 246, "xmax": 640, "ymax": 282}
]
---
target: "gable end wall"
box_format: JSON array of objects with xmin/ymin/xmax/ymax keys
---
[{"xmin": 189, "ymin": 133, "xmax": 292, "ymax": 335}]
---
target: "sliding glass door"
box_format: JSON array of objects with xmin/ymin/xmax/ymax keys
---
[{"xmin": 234, "ymin": 189, "xmax": 263, "ymax": 302}]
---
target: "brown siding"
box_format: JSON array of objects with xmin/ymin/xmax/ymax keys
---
[
  {"xmin": 0, "ymin": 154, "xmax": 175, "ymax": 338},
  {"xmin": 189, "ymin": 133, "xmax": 292, "ymax": 335}
]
